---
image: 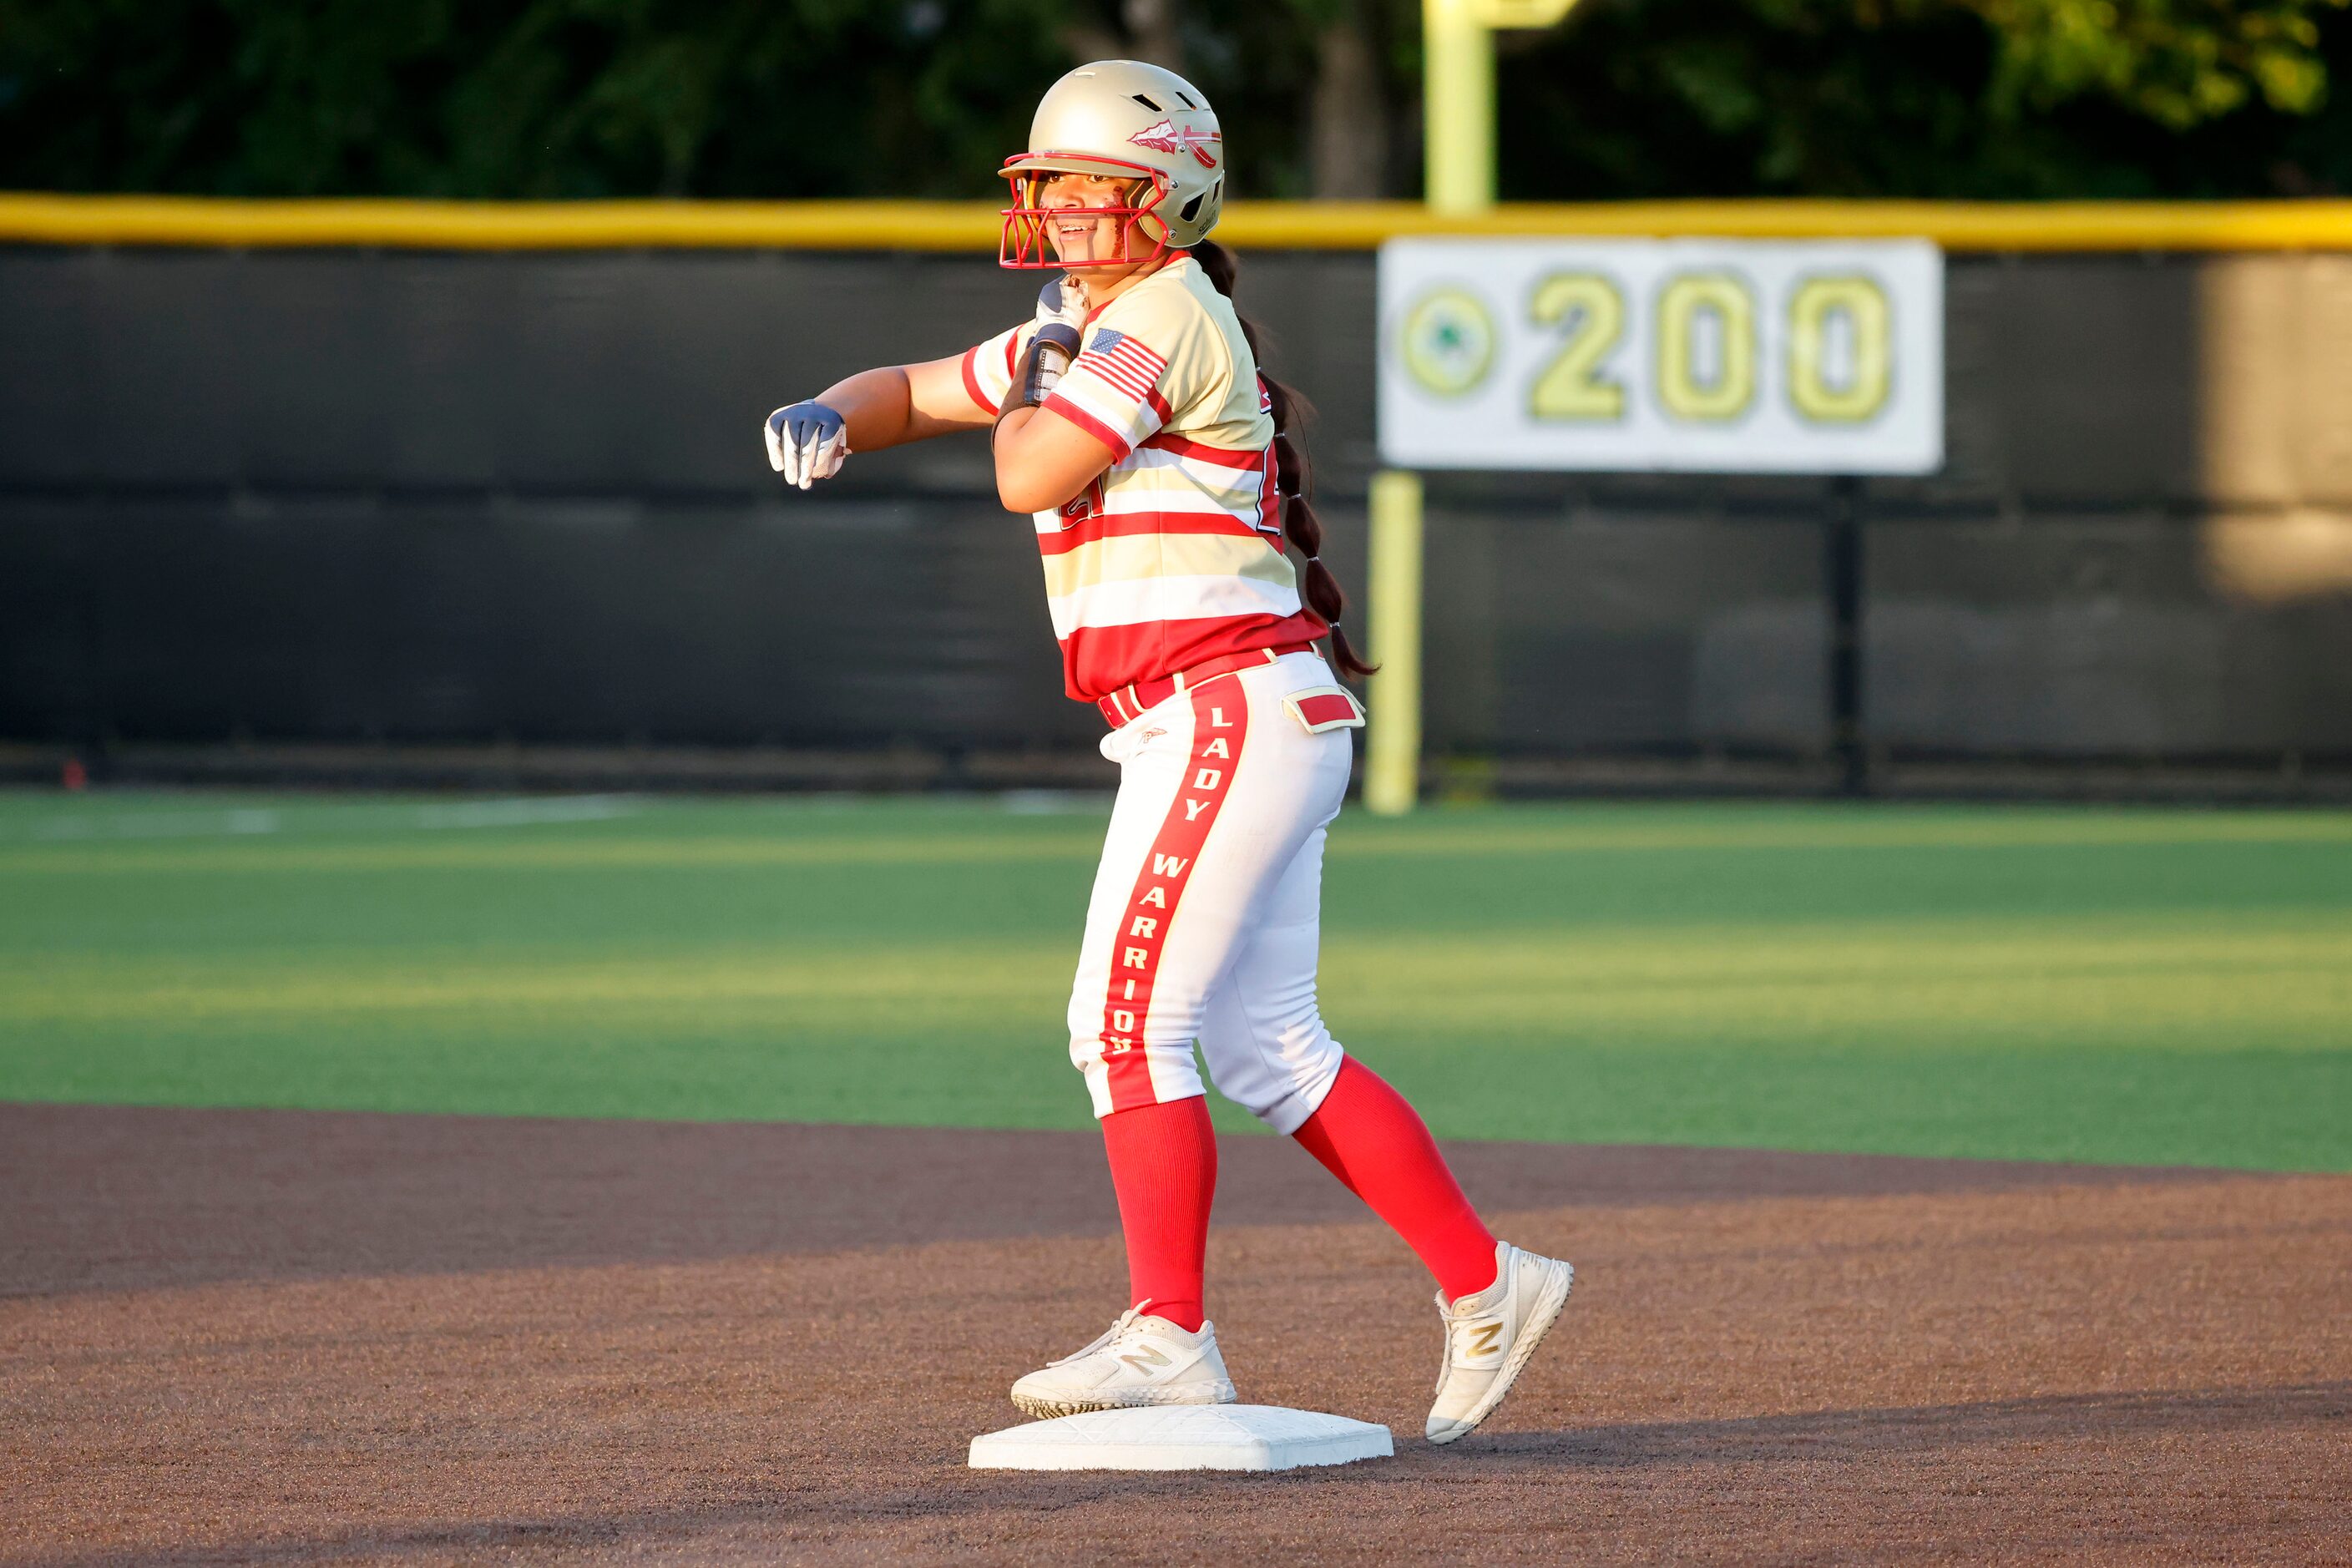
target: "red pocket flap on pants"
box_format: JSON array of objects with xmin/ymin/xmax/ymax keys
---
[{"xmin": 1282, "ymin": 685, "xmax": 1367, "ymax": 735}]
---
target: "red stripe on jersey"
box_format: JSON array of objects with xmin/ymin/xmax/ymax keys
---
[
  {"xmin": 1098, "ymin": 685, "xmax": 1249, "ymax": 1111},
  {"xmin": 960, "ymin": 346, "xmax": 993, "ymax": 417},
  {"xmin": 1141, "ymin": 432, "xmax": 1267, "ymax": 470},
  {"xmin": 1034, "ymin": 510, "xmax": 1277, "ymax": 556},
  {"xmin": 1041, "ymin": 392, "xmax": 1131, "ymax": 459},
  {"xmin": 1060, "ymin": 609, "xmax": 1328, "ymax": 703}
]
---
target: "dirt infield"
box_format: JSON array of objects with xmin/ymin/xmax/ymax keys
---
[{"xmin": 4, "ymin": 1106, "xmax": 2347, "ymax": 1565}]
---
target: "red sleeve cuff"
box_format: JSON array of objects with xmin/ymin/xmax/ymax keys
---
[
  {"xmin": 1041, "ymin": 393, "xmax": 1131, "ymax": 460},
  {"xmin": 960, "ymin": 346, "xmax": 994, "ymax": 417}
]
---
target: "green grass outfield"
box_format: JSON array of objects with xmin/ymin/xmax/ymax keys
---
[{"xmin": 3, "ymin": 789, "xmax": 2347, "ymax": 1171}]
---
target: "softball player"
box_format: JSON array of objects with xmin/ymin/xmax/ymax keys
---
[{"xmin": 765, "ymin": 60, "xmax": 1572, "ymax": 1444}]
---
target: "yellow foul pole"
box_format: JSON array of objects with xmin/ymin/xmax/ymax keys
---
[
  {"xmin": 1363, "ymin": 471, "xmax": 1427, "ymax": 817},
  {"xmin": 1366, "ymin": 0, "xmax": 1578, "ymax": 816},
  {"xmin": 1424, "ymin": 0, "xmax": 1497, "ymax": 215},
  {"xmin": 1364, "ymin": 0, "xmax": 1499, "ymax": 816}
]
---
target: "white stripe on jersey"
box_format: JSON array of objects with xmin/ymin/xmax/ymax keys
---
[{"xmin": 1046, "ymin": 572, "xmax": 1302, "ymax": 639}]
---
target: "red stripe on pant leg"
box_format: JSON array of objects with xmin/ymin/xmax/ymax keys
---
[{"xmin": 1100, "ymin": 685, "xmax": 1252, "ymax": 1111}]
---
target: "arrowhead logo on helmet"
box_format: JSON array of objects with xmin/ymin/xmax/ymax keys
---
[{"xmin": 1128, "ymin": 119, "xmax": 1223, "ymax": 169}]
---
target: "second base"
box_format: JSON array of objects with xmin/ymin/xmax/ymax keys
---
[{"xmin": 969, "ymin": 1404, "xmax": 1393, "ymax": 1472}]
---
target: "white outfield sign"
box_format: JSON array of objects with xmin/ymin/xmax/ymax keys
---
[{"xmin": 1377, "ymin": 238, "xmax": 1944, "ymax": 474}]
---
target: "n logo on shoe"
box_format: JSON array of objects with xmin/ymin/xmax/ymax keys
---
[
  {"xmin": 1120, "ymin": 1344, "xmax": 1174, "ymax": 1374},
  {"xmin": 1467, "ymin": 1322, "xmax": 1504, "ymax": 1358}
]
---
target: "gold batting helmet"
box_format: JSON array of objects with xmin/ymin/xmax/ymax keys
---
[{"xmin": 999, "ymin": 60, "xmax": 1226, "ymax": 270}]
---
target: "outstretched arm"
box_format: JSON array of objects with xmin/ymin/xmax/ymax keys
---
[
  {"xmin": 828, "ymin": 356, "xmax": 999, "ymax": 448},
  {"xmin": 766, "ymin": 354, "xmax": 992, "ymax": 488}
]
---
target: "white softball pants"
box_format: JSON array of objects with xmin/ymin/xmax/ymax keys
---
[{"xmin": 1065, "ymin": 651, "xmax": 1358, "ymax": 1134}]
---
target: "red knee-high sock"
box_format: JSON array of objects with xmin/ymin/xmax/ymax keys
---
[
  {"xmin": 1292, "ymin": 1058, "xmax": 1499, "ymax": 1302},
  {"xmin": 1099, "ymin": 1095, "xmax": 1216, "ymax": 1333}
]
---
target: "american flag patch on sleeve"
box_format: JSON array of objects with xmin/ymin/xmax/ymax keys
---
[{"xmin": 1076, "ymin": 329, "xmax": 1170, "ymax": 404}]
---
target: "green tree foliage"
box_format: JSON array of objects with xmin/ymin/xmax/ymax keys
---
[
  {"xmin": 0, "ymin": 0, "xmax": 2346, "ymax": 199},
  {"xmin": 1958, "ymin": 0, "xmax": 2334, "ymax": 126},
  {"xmin": 0, "ymin": 0, "xmax": 1075, "ymax": 197},
  {"xmin": 1497, "ymin": 0, "xmax": 2352, "ymax": 196}
]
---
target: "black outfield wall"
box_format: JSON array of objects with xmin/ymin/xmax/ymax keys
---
[{"xmin": 3, "ymin": 246, "xmax": 2349, "ymax": 784}]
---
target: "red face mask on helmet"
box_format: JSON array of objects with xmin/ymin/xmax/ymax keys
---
[
  {"xmin": 998, "ymin": 60, "xmax": 1226, "ymax": 273},
  {"xmin": 999, "ymin": 164, "xmax": 1172, "ymax": 271}
]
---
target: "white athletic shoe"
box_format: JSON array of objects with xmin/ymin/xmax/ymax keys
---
[
  {"xmin": 1425, "ymin": 1241, "xmax": 1576, "ymax": 1444},
  {"xmin": 1009, "ymin": 1305, "xmax": 1238, "ymax": 1420}
]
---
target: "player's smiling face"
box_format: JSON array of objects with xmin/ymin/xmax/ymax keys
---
[{"xmin": 1039, "ymin": 172, "xmax": 1136, "ymax": 266}]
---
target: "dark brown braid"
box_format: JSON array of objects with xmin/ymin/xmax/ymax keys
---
[{"xmin": 1189, "ymin": 240, "xmax": 1378, "ymax": 680}]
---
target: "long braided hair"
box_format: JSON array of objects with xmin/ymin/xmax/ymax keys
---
[{"xmin": 1189, "ymin": 240, "xmax": 1378, "ymax": 680}]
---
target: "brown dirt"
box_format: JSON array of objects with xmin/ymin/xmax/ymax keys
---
[{"xmin": 3, "ymin": 1105, "xmax": 2347, "ymax": 1566}]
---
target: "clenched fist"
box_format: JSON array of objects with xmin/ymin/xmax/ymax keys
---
[{"xmin": 765, "ymin": 401, "xmax": 851, "ymax": 489}]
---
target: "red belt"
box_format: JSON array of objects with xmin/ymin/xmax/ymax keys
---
[{"xmin": 1097, "ymin": 643, "xmax": 1318, "ymax": 728}]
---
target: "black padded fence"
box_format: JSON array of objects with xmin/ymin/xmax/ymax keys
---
[{"xmin": 3, "ymin": 245, "xmax": 2349, "ymax": 792}]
